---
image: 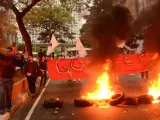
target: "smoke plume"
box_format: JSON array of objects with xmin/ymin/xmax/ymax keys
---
[
  {"xmin": 143, "ymin": 1, "xmax": 160, "ymax": 52},
  {"xmin": 84, "ymin": 4, "xmax": 132, "ymax": 65}
]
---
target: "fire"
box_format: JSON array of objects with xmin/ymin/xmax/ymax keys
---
[
  {"xmin": 82, "ymin": 63, "xmax": 114, "ymax": 100},
  {"xmin": 148, "ymin": 74, "xmax": 160, "ymax": 103}
]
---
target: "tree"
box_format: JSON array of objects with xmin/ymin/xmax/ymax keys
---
[
  {"xmin": 0, "ymin": 10, "xmax": 17, "ymax": 39},
  {"xmin": 24, "ymin": 0, "xmax": 75, "ymax": 43},
  {"xmin": 24, "ymin": 0, "xmax": 91, "ymax": 43},
  {"xmin": 0, "ymin": 0, "xmax": 91, "ymax": 55},
  {"xmin": 0, "ymin": 0, "xmax": 42, "ymax": 55}
]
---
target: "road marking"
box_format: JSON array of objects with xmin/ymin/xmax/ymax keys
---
[{"xmin": 25, "ymin": 79, "xmax": 50, "ymax": 120}]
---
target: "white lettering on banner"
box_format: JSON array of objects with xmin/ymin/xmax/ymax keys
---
[{"xmin": 55, "ymin": 59, "xmax": 85, "ymax": 77}]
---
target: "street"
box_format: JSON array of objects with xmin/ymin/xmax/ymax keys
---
[{"xmin": 10, "ymin": 73, "xmax": 160, "ymax": 120}]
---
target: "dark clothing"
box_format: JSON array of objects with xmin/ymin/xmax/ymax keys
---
[
  {"xmin": 24, "ymin": 61, "xmax": 39, "ymax": 78},
  {"xmin": 0, "ymin": 79, "xmax": 13, "ymax": 111},
  {"xmin": 40, "ymin": 73, "xmax": 47, "ymax": 87},
  {"xmin": 39, "ymin": 62, "xmax": 47, "ymax": 71},
  {"xmin": 27, "ymin": 77, "xmax": 36, "ymax": 94},
  {"xmin": 24, "ymin": 61, "xmax": 39, "ymax": 94},
  {"xmin": 39, "ymin": 61, "xmax": 47, "ymax": 87},
  {"xmin": 0, "ymin": 53, "xmax": 23, "ymax": 113},
  {"xmin": 0, "ymin": 53, "xmax": 24, "ymax": 79},
  {"xmin": 28, "ymin": 63, "xmax": 33, "ymax": 73}
]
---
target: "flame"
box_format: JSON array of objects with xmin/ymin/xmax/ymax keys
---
[
  {"xmin": 148, "ymin": 74, "xmax": 160, "ymax": 103},
  {"xmin": 82, "ymin": 62, "xmax": 114, "ymax": 100}
]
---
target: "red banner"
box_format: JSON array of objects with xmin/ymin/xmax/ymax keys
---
[
  {"xmin": 47, "ymin": 53, "xmax": 154, "ymax": 80},
  {"xmin": 47, "ymin": 58, "xmax": 88, "ymax": 80},
  {"xmin": 112, "ymin": 53, "xmax": 152, "ymax": 75}
]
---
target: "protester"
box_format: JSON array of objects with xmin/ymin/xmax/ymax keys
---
[
  {"xmin": 39, "ymin": 55, "xmax": 47, "ymax": 88},
  {"xmin": 124, "ymin": 45, "xmax": 135, "ymax": 54},
  {"xmin": 24, "ymin": 55, "xmax": 39, "ymax": 98},
  {"xmin": 0, "ymin": 47, "xmax": 24, "ymax": 115},
  {"xmin": 135, "ymin": 36, "xmax": 149, "ymax": 80}
]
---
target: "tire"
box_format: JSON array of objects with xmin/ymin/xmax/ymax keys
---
[
  {"xmin": 109, "ymin": 93, "xmax": 125, "ymax": 106},
  {"xmin": 43, "ymin": 100, "xmax": 54, "ymax": 109},
  {"xmin": 54, "ymin": 100, "xmax": 64, "ymax": 108},
  {"xmin": 123, "ymin": 97, "xmax": 138, "ymax": 106},
  {"xmin": 74, "ymin": 99, "xmax": 93, "ymax": 107},
  {"xmin": 138, "ymin": 95, "xmax": 153, "ymax": 104},
  {"xmin": 43, "ymin": 98, "xmax": 64, "ymax": 109}
]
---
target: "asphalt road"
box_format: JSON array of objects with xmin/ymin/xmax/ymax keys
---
[{"xmin": 10, "ymin": 73, "xmax": 160, "ymax": 120}]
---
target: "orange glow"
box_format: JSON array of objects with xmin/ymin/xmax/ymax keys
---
[
  {"xmin": 82, "ymin": 62, "xmax": 114, "ymax": 100},
  {"xmin": 148, "ymin": 74, "xmax": 160, "ymax": 103}
]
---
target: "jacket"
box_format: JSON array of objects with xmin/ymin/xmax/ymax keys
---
[
  {"xmin": 24, "ymin": 61, "xmax": 39, "ymax": 77},
  {"xmin": 0, "ymin": 53, "xmax": 24, "ymax": 79}
]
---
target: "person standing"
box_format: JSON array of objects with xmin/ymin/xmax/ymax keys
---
[
  {"xmin": 24, "ymin": 55, "xmax": 39, "ymax": 97},
  {"xmin": 0, "ymin": 47, "xmax": 24, "ymax": 114},
  {"xmin": 39, "ymin": 55, "xmax": 47, "ymax": 88},
  {"xmin": 135, "ymin": 36, "xmax": 149, "ymax": 80}
]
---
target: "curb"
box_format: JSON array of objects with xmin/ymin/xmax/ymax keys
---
[{"xmin": 0, "ymin": 92, "xmax": 28, "ymax": 120}]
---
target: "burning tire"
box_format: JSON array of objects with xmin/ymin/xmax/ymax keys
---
[
  {"xmin": 123, "ymin": 97, "xmax": 138, "ymax": 106},
  {"xmin": 109, "ymin": 93, "xmax": 125, "ymax": 106},
  {"xmin": 137, "ymin": 95, "xmax": 153, "ymax": 104},
  {"xmin": 43, "ymin": 98, "xmax": 64, "ymax": 109},
  {"xmin": 74, "ymin": 98, "xmax": 94, "ymax": 107}
]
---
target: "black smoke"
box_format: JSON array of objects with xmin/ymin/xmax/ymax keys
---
[{"xmin": 84, "ymin": 4, "xmax": 132, "ymax": 65}]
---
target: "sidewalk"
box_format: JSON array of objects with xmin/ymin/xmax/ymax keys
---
[{"xmin": 0, "ymin": 77, "xmax": 42, "ymax": 120}]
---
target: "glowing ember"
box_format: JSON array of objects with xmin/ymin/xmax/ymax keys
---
[
  {"xmin": 148, "ymin": 74, "xmax": 160, "ymax": 103},
  {"xmin": 82, "ymin": 63, "xmax": 114, "ymax": 100}
]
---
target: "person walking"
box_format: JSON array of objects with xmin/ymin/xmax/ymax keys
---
[
  {"xmin": 39, "ymin": 55, "xmax": 47, "ymax": 88},
  {"xmin": 24, "ymin": 55, "xmax": 39, "ymax": 98},
  {"xmin": 0, "ymin": 47, "xmax": 24, "ymax": 114}
]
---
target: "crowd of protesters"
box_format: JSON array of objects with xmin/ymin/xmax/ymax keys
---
[
  {"xmin": 0, "ymin": 42, "xmax": 48, "ymax": 115},
  {"xmin": 117, "ymin": 34, "xmax": 149, "ymax": 80},
  {"xmin": 0, "ymin": 37, "xmax": 151, "ymax": 115}
]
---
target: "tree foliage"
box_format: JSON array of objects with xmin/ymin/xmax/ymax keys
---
[
  {"xmin": 24, "ymin": 0, "xmax": 75, "ymax": 43},
  {"xmin": 0, "ymin": 0, "xmax": 91, "ymax": 54},
  {"xmin": 0, "ymin": 9, "xmax": 17, "ymax": 39},
  {"xmin": 0, "ymin": 0, "xmax": 42, "ymax": 55}
]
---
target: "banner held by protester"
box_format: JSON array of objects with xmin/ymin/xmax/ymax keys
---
[{"xmin": 47, "ymin": 53, "xmax": 154, "ymax": 80}]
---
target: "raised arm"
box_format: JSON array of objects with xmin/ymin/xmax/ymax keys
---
[{"xmin": 124, "ymin": 45, "xmax": 134, "ymax": 51}]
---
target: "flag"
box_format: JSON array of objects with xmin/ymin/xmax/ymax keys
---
[
  {"xmin": 47, "ymin": 34, "xmax": 59, "ymax": 56},
  {"xmin": 76, "ymin": 37, "xmax": 87, "ymax": 57}
]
